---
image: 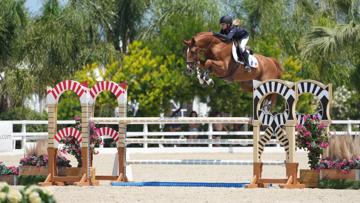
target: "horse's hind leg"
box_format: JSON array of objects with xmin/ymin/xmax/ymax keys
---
[{"xmin": 238, "ymin": 81, "xmax": 253, "ymax": 93}]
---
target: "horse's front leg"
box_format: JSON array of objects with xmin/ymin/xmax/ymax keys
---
[
  {"xmin": 204, "ymin": 59, "xmax": 227, "ymax": 77},
  {"xmin": 200, "ymin": 59, "xmax": 226, "ymax": 86}
]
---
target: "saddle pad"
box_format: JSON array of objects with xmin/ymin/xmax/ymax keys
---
[{"xmin": 232, "ymin": 43, "xmax": 259, "ymax": 68}]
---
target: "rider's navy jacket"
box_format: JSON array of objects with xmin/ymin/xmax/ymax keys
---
[{"xmin": 214, "ymin": 26, "xmax": 249, "ymax": 41}]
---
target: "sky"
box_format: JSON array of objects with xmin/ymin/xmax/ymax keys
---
[{"xmin": 25, "ymin": 0, "xmax": 68, "ymax": 15}]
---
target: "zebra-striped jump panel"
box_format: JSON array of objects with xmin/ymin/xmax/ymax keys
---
[
  {"xmin": 296, "ymin": 80, "xmax": 331, "ymax": 124},
  {"xmin": 127, "ymin": 159, "xmax": 285, "ymax": 166},
  {"xmin": 253, "ymin": 80, "xmax": 296, "ymax": 160}
]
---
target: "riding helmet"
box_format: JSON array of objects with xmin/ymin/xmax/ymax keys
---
[{"xmin": 220, "ymin": 15, "xmax": 233, "ymax": 24}]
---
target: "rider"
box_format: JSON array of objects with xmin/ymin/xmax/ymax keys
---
[{"xmin": 213, "ymin": 15, "xmax": 251, "ymax": 69}]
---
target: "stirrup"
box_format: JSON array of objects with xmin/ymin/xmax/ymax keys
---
[{"xmin": 245, "ymin": 65, "xmax": 251, "ymax": 72}]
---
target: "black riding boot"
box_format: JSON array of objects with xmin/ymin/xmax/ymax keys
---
[{"xmin": 242, "ymin": 51, "xmax": 251, "ymax": 71}]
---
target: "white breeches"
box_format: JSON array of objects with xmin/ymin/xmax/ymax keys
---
[{"xmin": 239, "ymin": 36, "xmax": 249, "ymax": 52}]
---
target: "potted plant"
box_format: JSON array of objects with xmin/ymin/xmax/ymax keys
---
[
  {"xmin": 318, "ymin": 157, "xmax": 360, "ymax": 180},
  {"xmin": 296, "ymin": 114, "xmax": 329, "ymax": 188},
  {"xmin": 0, "ymin": 162, "xmax": 19, "ymax": 185},
  {"xmin": 19, "ymin": 154, "xmax": 71, "ymax": 176},
  {"xmin": 19, "ymin": 139, "xmax": 71, "ymax": 176}
]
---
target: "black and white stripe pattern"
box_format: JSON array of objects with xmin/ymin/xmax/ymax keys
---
[
  {"xmin": 296, "ymin": 81, "xmax": 330, "ymax": 123},
  {"xmin": 253, "ymin": 80, "xmax": 296, "ymax": 121},
  {"xmin": 296, "ymin": 112, "xmax": 322, "ymax": 125},
  {"xmin": 253, "ymin": 80, "xmax": 296, "ymax": 160},
  {"xmin": 257, "ymin": 112, "xmax": 290, "ymax": 160}
]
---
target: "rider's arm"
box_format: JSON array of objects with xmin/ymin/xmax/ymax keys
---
[{"xmin": 212, "ymin": 31, "xmax": 232, "ymax": 41}]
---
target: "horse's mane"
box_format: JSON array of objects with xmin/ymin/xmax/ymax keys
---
[{"xmin": 193, "ymin": 32, "xmax": 227, "ymax": 45}]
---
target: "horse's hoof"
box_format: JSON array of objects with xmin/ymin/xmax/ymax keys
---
[
  {"xmin": 207, "ymin": 79, "xmax": 214, "ymax": 87},
  {"xmin": 201, "ymin": 82, "xmax": 208, "ymax": 88}
]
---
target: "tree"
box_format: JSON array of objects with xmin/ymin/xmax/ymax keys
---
[
  {"xmin": 0, "ymin": 0, "xmax": 29, "ymax": 112},
  {"xmin": 111, "ymin": 0, "xmax": 149, "ymax": 52},
  {"xmin": 73, "ymin": 41, "xmax": 190, "ymax": 116},
  {"xmin": 300, "ymin": 0, "xmax": 360, "ymax": 86}
]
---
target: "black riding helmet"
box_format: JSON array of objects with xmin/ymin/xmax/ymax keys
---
[{"xmin": 219, "ymin": 15, "xmax": 232, "ymax": 24}]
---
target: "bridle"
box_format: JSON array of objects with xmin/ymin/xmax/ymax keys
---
[{"xmin": 185, "ymin": 35, "xmax": 215, "ymax": 75}]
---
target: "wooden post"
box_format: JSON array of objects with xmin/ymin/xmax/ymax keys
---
[
  {"xmin": 47, "ymin": 104, "xmax": 57, "ymax": 184},
  {"xmin": 252, "ymin": 120, "xmax": 261, "ymax": 163},
  {"xmin": 81, "ymin": 104, "xmax": 90, "ymax": 183},
  {"xmin": 286, "ymin": 120, "xmax": 296, "ymax": 163}
]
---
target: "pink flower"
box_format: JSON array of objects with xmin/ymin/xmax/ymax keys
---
[
  {"xmin": 319, "ymin": 123, "xmax": 326, "ymax": 129},
  {"xmin": 303, "ymin": 115, "xmax": 309, "ymax": 121},
  {"xmin": 296, "ymin": 124, "xmax": 303, "ymax": 130},
  {"xmin": 303, "ymin": 130, "xmax": 311, "ymax": 137},
  {"xmin": 320, "ymin": 142, "xmax": 329, "ymax": 148}
]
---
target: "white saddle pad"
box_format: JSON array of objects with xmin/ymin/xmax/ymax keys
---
[{"xmin": 232, "ymin": 43, "xmax": 259, "ymax": 68}]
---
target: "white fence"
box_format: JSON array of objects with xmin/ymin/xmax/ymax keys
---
[{"xmin": 1, "ymin": 119, "xmax": 360, "ymax": 152}]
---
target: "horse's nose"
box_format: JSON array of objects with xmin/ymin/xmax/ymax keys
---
[{"xmin": 185, "ymin": 64, "xmax": 194, "ymax": 75}]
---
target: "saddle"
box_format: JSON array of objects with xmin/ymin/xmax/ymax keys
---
[{"xmin": 231, "ymin": 43, "xmax": 258, "ymax": 68}]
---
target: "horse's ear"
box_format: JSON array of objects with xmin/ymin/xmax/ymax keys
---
[{"xmin": 183, "ymin": 40, "xmax": 191, "ymax": 46}]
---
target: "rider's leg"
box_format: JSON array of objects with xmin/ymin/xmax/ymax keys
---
[
  {"xmin": 240, "ymin": 37, "xmax": 251, "ymax": 70},
  {"xmin": 239, "ymin": 36, "xmax": 249, "ymax": 53}
]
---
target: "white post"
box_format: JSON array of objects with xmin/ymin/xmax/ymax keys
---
[
  {"xmin": 347, "ymin": 119, "xmax": 352, "ymax": 136},
  {"xmin": 21, "ymin": 123, "xmax": 27, "ymax": 151},
  {"xmin": 208, "ymin": 123, "xmax": 213, "ymax": 148},
  {"xmin": 144, "ymin": 124, "xmax": 148, "ymax": 148},
  {"xmin": 100, "ymin": 136, "xmax": 104, "ymax": 148}
]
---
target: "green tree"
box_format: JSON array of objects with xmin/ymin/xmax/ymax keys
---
[
  {"xmin": 73, "ymin": 41, "xmax": 190, "ymax": 116},
  {"xmin": 300, "ymin": 0, "xmax": 360, "ymax": 86},
  {"xmin": 0, "ymin": 0, "xmax": 30, "ymax": 112}
]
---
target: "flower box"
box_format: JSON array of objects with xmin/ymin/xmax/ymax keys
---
[
  {"xmin": 19, "ymin": 166, "xmax": 49, "ymax": 176},
  {"xmin": 0, "ymin": 175, "xmax": 18, "ymax": 185},
  {"xmin": 300, "ymin": 169, "xmax": 319, "ymax": 188},
  {"xmin": 320, "ymin": 169, "xmax": 360, "ymax": 180},
  {"xmin": 58, "ymin": 167, "xmax": 82, "ymax": 176}
]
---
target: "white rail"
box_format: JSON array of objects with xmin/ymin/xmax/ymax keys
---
[
  {"xmin": 127, "ymin": 159, "xmax": 285, "ymax": 165},
  {"xmin": 90, "ymin": 117, "xmax": 252, "ymax": 124},
  {"xmin": 1, "ymin": 119, "xmax": 360, "ymax": 151}
]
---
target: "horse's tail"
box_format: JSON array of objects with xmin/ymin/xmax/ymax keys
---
[{"xmin": 271, "ymin": 58, "xmax": 283, "ymax": 79}]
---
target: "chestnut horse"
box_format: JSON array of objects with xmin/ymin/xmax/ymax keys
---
[{"xmin": 183, "ymin": 32, "xmax": 283, "ymax": 93}]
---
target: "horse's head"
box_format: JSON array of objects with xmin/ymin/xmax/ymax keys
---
[
  {"xmin": 183, "ymin": 32, "xmax": 220, "ymax": 75},
  {"xmin": 183, "ymin": 38, "xmax": 200, "ymax": 75}
]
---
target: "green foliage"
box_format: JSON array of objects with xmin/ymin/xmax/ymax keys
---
[
  {"xmin": 281, "ymin": 56, "xmax": 303, "ymax": 81},
  {"xmin": 205, "ymin": 80, "xmax": 252, "ymax": 116},
  {"xmin": 111, "ymin": 41, "xmax": 191, "ymax": 116},
  {"xmin": 0, "ymin": 0, "xmax": 27, "ymax": 68},
  {"xmin": 0, "ymin": 68, "xmax": 34, "ymax": 108},
  {"xmin": 73, "ymin": 41, "xmax": 190, "ymax": 116},
  {"xmin": 17, "ymin": 176, "xmax": 46, "ymax": 186},
  {"xmin": 57, "ymin": 92, "xmax": 81, "ymax": 120},
  {"xmin": 0, "ymin": 107, "xmax": 46, "ymax": 120},
  {"xmin": 318, "ymin": 179, "xmax": 360, "ymax": 189},
  {"xmin": 332, "ymin": 85, "xmax": 360, "ymax": 120}
]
